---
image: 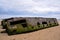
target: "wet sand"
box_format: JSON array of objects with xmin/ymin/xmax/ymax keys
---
[{"xmin": 0, "ymin": 20, "xmax": 60, "ymax": 40}]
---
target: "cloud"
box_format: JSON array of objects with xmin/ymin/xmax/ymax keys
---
[
  {"xmin": 0, "ymin": 0, "xmax": 60, "ymax": 19},
  {"xmin": 0, "ymin": 11, "xmax": 60, "ymax": 19},
  {"xmin": 0, "ymin": 0, "xmax": 60, "ymax": 13}
]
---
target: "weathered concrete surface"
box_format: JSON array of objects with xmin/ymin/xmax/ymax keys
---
[
  {"xmin": 2, "ymin": 17, "xmax": 58, "ymax": 27},
  {"xmin": 1, "ymin": 17, "xmax": 58, "ymax": 35},
  {"xmin": 0, "ymin": 20, "xmax": 60, "ymax": 40}
]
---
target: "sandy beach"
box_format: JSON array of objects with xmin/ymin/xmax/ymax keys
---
[{"xmin": 0, "ymin": 20, "xmax": 60, "ymax": 40}]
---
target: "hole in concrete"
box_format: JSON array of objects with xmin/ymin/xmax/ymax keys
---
[
  {"xmin": 37, "ymin": 22, "xmax": 40, "ymax": 27},
  {"xmin": 10, "ymin": 19, "xmax": 26, "ymax": 25},
  {"xmin": 21, "ymin": 23, "xmax": 27, "ymax": 27},
  {"xmin": 13, "ymin": 30, "xmax": 16, "ymax": 32},
  {"xmin": 42, "ymin": 22, "xmax": 47, "ymax": 24},
  {"xmin": 37, "ymin": 22, "xmax": 40, "ymax": 25},
  {"xmin": 32, "ymin": 27, "xmax": 34, "ymax": 29},
  {"xmin": 49, "ymin": 21, "xmax": 50, "ymax": 23},
  {"xmin": 10, "ymin": 19, "xmax": 27, "ymax": 27}
]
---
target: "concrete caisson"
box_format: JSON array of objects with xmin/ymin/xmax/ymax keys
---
[{"xmin": 1, "ymin": 17, "xmax": 59, "ymax": 35}]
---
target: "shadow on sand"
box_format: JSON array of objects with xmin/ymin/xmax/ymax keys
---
[{"xmin": 0, "ymin": 26, "xmax": 58, "ymax": 36}]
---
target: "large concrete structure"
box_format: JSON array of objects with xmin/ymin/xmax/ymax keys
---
[{"xmin": 1, "ymin": 17, "xmax": 59, "ymax": 35}]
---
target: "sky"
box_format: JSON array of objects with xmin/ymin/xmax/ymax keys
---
[{"xmin": 0, "ymin": 0, "xmax": 60, "ymax": 19}]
